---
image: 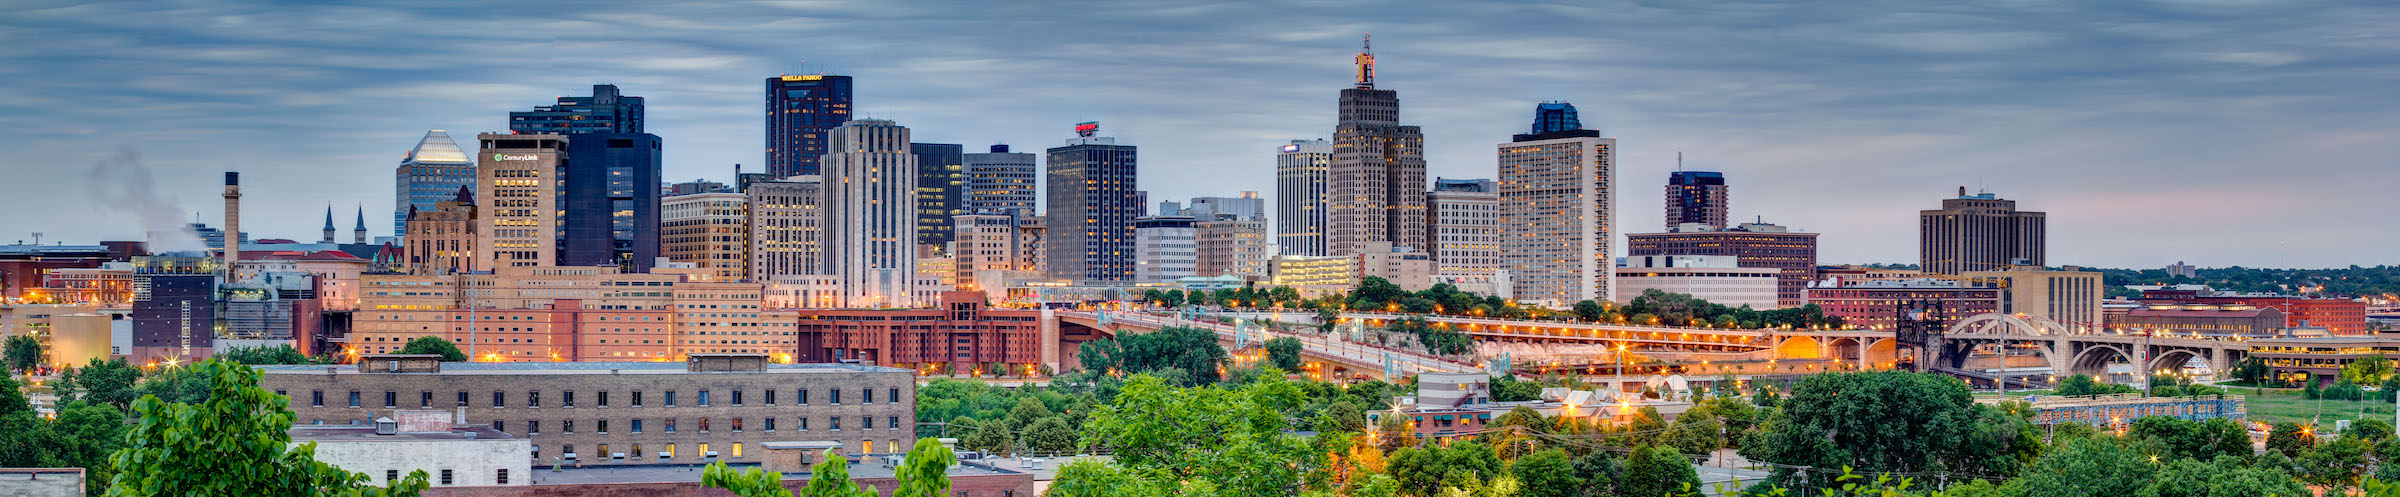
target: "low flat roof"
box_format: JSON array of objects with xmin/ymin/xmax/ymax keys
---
[
  {"xmin": 290, "ymin": 426, "xmax": 520, "ymax": 442},
  {"xmin": 256, "ymin": 362, "xmax": 912, "ymax": 375},
  {"xmin": 520, "ymin": 461, "xmax": 1021, "ymax": 486}
]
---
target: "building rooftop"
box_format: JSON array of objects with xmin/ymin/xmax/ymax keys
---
[{"xmin": 256, "ymin": 361, "xmax": 911, "ymax": 375}]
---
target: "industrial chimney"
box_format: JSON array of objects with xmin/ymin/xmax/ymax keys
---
[{"xmin": 222, "ymin": 172, "xmax": 241, "ymax": 275}]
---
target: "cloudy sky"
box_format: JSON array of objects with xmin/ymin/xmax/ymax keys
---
[{"xmin": 3, "ymin": 0, "xmax": 2395, "ymax": 267}]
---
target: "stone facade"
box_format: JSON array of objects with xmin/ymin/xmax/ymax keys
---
[{"xmin": 262, "ymin": 356, "xmax": 919, "ymax": 468}]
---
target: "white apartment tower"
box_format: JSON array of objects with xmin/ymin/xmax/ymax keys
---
[
  {"xmin": 1498, "ymin": 102, "xmax": 1615, "ymax": 305},
  {"xmin": 746, "ymin": 177, "xmax": 824, "ymax": 281},
  {"xmin": 821, "ymin": 119, "xmax": 921, "ymax": 307},
  {"xmin": 1428, "ymin": 178, "xmax": 1507, "ymax": 296}
]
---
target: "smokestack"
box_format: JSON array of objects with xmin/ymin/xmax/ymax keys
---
[
  {"xmin": 222, "ymin": 172, "xmax": 241, "ymax": 275},
  {"xmin": 1958, "ymin": 186, "xmax": 1966, "ymax": 197}
]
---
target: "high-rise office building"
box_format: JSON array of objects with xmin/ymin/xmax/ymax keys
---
[
  {"xmin": 1195, "ymin": 216, "xmax": 1269, "ymax": 279},
  {"xmin": 745, "ymin": 177, "xmax": 824, "ymax": 281},
  {"xmin": 662, "ymin": 192, "xmax": 749, "ymax": 281},
  {"xmin": 821, "ymin": 119, "xmax": 920, "ymax": 307},
  {"xmin": 1275, "ymin": 139, "xmax": 1333, "ymax": 256},
  {"xmin": 475, "ymin": 133, "xmax": 564, "ymax": 269},
  {"xmin": 558, "ymin": 133, "xmax": 663, "ymax": 271},
  {"xmin": 1044, "ymin": 122, "xmax": 1139, "ymax": 284},
  {"xmin": 1666, "ymin": 171, "xmax": 1728, "ymax": 231},
  {"xmin": 1428, "ymin": 178, "xmax": 1503, "ymax": 295},
  {"xmin": 507, "ymin": 84, "xmax": 644, "ymax": 135},
  {"xmin": 1498, "ymin": 101, "xmax": 1615, "ymax": 305},
  {"xmin": 393, "ymin": 131, "xmax": 473, "ymax": 236},
  {"xmin": 1134, "ymin": 216, "xmax": 1197, "ymax": 283},
  {"xmin": 910, "ymin": 143, "xmax": 964, "ymax": 250},
  {"xmin": 765, "ymin": 74, "xmax": 854, "ymax": 178},
  {"xmin": 1328, "ymin": 36, "xmax": 1428, "ymax": 257},
  {"xmin": 1920, "ymin": 188, "xmax": 2046, "ymax": 275},
  {"xmin": 963, "ymin": 144, "xmax": 1038, "ymax": 216},
  {"xmin": 952, "ymin": 213, "xmax": 1045, "ymax": 297}
]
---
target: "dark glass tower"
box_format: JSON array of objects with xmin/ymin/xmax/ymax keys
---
[
  {"xmin": 1045, "ymin": 123, "xmax": 1140, "ymax": 283},
  {"xmin": 1666, "ymin": 171, "xmax": 1728, "ymax": 231},
  {"xmin": 766, "ymin": 75, "xmax": 854, "ymax": 178},
  {"xmin": 911, "ymin": 142, "xmax": 964, "ymax": 250},
  {"xmin": 508, "ymin": 84, "xmax": 644, "ymax": 134},
  {"xmin": 560, "ymin": 134, "xmax": 664, "ymax": 271},
  {"xmin": 1531, "ymin": 101, "xmax": 1581, "ymax": 134}
]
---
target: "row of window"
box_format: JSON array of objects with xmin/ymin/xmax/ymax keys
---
[
  {"xmin": 295, "ymin": 387, "xmax": 902, "ymax": 409},
  {"xmin": 475, "ymin": 415, "xmax": 904, "ymax": 434}
]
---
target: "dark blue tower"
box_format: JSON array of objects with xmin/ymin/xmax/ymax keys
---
[{"xmin": 1531, "ymin": 102, "xmax": 1580, "ymax": 134}]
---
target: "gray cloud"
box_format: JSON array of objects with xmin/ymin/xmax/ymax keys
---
[{"xmin": 1, "ymin": 0, "xmax": 2394, "ymax": 268}]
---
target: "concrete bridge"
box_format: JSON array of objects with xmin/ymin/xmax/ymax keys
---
[
  {"xmin": 1923, "ymin": 313, "xmax": 2252, "ymax": 378},
  {"xmin": 1051, "ymin": 310, "xmax": 1476, "ymax": 379}
]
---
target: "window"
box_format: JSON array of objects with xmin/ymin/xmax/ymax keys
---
[
  {"xmin": 386, "ymin": 470, "xmax": 399, "ymax": 483},
  {"xmin": 598, "ymin": 420, "xmax": 609, "ymax": 434},
  {"xmin": 889, "ymin": 416, "xmax": 900, "ymax": 429},
  {"xmin": 384, "ymin": 391, "xmax": 396, "ymax": 408},
  {"xmin": 862, "ymin": 417, "xmax": 872, "ymax": 432},
  {"xmin": 633, "ymin": 391, "xmax": 644, "ymax": 407},
  {"xmin": 420, "ymin": 391, "xmax": 432, "ymax": 408},
  {"xmin": 312, "ymin": 390, "xmax": 323, "ymax": 407},
  {"xmin": 458, "ymin": 391, "xmax": 469, "ymax": 407},
  {"xmin": 799, "ymin": 418, "xmax": 809, "ymax": 430},
  {"xmin": 348, "ymin": 391, "xmax": 360, "ymax": 408},
  {"xmin": 564, "ymin": 420, "xmax": 574, "ymax": 434},
  {"xmin": 493, "ymin": 420, "xmax": 505, "ymax": 432},
  {"xmin": 733, "ymin": 418, "xmax": 744, "ymax": 432},
  {"xmin": 529, "ymin": 391, "xmax": 540, "ymax": 408},
  {"xmin": 830, "ymin": 389, "xmax": 841, "ymax": 404},
  {"xmin": 732, "ymin": 390, "xmax": 742, "ymax": 406},
  {"xmin": 563, "ymin": 391, "xmax": 576, "ymax": 408},
  {"xmin": 863, "ymin": 389, "xmax": 873, "ymax": 404},
  {"xmin": 798, "ymin": 389, "xmax": 809, "ymax": 404},
  {"xmin": 598, "ymin": 444, "xmax": 611, "ymax": 461},
  {"xmin": 665, "ymin": 418, "xmax": 677, "ymax": 433},
  {"xmin": 439, "ymin": 469, "xmax": 452, "ymax": 486},
  {"xmin": 599, "ymin": 391, "xmax": 610, "ymax": 408},
  {"xmin": 862, "ymin": 440, "xmax": 872, "ymax": 454},
  {"xmin": 493, "ymin": 391, "xmax": 506, "ymax": 408},
  {"xmin": 699, "ymin": 418, "xmax": 711, "ymax": 433},
  {"xmin": 830, "ymin": 417, "xmax": 840, "ymax": 430},
  {"xmin": 765, "ymin": 418, "xmax": 776, "ymax": 431},
  {"xmin": 527, "ymin": 421, "xmax": 540, "ymax": 434},
  {"xmin": 665, "ymin": 443, "xmax": 676, "ymax": 459},
  {"xmin": 665, "ymin": 391, "xmax": 677, "ymax": 407},
  {"xmin": 889, "ymin": 388, "xmax": 900, "ymax": 404},
  {"xmin": 632, "ymin": 419, "xmax": 644, "ymax": 433},
  {"xmin": 766, "ymin": 390, "xmax": 776, "ymax": 405},
  {"xmin": 699, "ymin": 443, "xmax": 710, "ymax": 458},
  {"xmin": 732, "ymin": 442, "xmax": 744, "ymax": 457},
  {"xmin": 698, "ymin": 390, "xmax": 711, "ymax": 406},
  {"xmin": 496, "ymin": 469, "xmax": 508, "ymax": 485}
]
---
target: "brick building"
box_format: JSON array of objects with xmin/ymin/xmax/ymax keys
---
[
  {"xmin": 264, "ymin": 354, "xmax": 918, "ymax": 467},
  {"xmin": 1803, "ymin": 278, "xmax": 2000, "ymax": 331},
  {"xmin": 1626, "ymin": 223, "xmax": 1818, "ymax": 308},
  {"xmin": 790, "ymin": 291, "xmax": 1043, "ymax": 371}
]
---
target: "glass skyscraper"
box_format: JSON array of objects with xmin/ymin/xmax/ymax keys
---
[
  {"xmin": 1045, "ymin": 124, "xmax": 1139, "ymax": 284},
  {"xmin": 766, "ymin": 75, "xmax": 854, "ymax": 178},
  {"xmin": 507, "ymin": 84, "xmax": 644, "ymax": 134},
  {"xmin": 393, "ymin": 130, "xmax": 473, "ymax": 236},
  {"xmin": 911, "ymin": 142, "xmax": 964, "ymax": 250}
]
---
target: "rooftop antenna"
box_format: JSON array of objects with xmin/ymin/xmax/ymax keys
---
[
  {"xmin": 1355, "ymin": 33, "xmax": 1376, "ymax": 90},
  {"xmin": 1677, "ymin": 151, "xmax": 1684, "ymax": 171},
  {"xmin": 31, "ymin": 232, "xmax": 40, "ymax": 245}
]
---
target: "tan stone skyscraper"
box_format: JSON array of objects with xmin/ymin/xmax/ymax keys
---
[
  {"xmin": 1328, "ymin": 34, "xmax": 1428, "ymax": 257},
  {"xmin": 1499, "ymin": 102, "xmax": 1616, "ymax": 305},
  {"xmin": 1920, "ymin": 188, "xmax": 2045, "ymax": 275},
  {"xmin": 475, "ymin": 133, "xmax": 565, "ymax": 269}
]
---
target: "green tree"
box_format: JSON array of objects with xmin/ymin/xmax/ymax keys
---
[
  {"xmin": 1005, "ymin": 396, "xmax": 1052, "ymax": 430},
  {"xmin": 1618, "ymin": 445, "xmax": 1700, "ymax": 497},
  {"xmin": 1078, "ymin": 339, "xmax": 1122, "ymax": 373},
  {"xmin": 2136, "ymin": 455, "xmax": 2309, "ymax": 497},
  {"xmin": 1080, "ymin": 374, "xmax": 1313, "ymax": 495},
  {"xmin": 394, "ymin": 336, "xmax": 465, "ymax": 362},
  {"xmin": 1265, "ymin": 337, "xmax": 1304, "ymax": 372},
  {"xmin": 218, "ymin": 344, "xmax": 317, "ymax": 365},
  {"xmin": 2003, "ymin": 436, "xmax": 2152, "ymax": 497},
  {"xmin": 53, "ymin": 357, "xmax": 141, "ymax": 408},
  {"xmin": 1314, "ymin": 400, "xmax": 1368, "ymax": 434},
  {"xmin": 961, "ymin": 419, "xmax": 1014, "ymax": 454},
  {"xmin": 701, "ymin": 462, "xmax": 797, "ymax": 497},
  {"xmin": 1511, "ymin": 448, "xmax": 1579, "ymax": 497},
  {"xmin": 2349, "ymin": 418, "xmax": 2396, "ymax": 445},
  {"xmin": 1315, "ymin": 308, "xmax": 1341, "ymax": 334},
  {"xmin": 1740, "ymin": 371, "xmax": 2015, "ymax": 484},
  {"xmin": 2347, "ymin": 354, "xmax": 2396, "ymax": 385},
  {"xmin": 1021, "ymin": 417, "xmax": 1079, "ymax": 454},
  {"xmin": 2267, "ymin": 422, "xmax": 2316, "ymax": 458},
  {"xmin": 2131, "ymin": 416, "xmax": 2251, "ymax": 461},
  {"xmin": 1045, "ymin": 459, "xmax": 1184, "ymax": 497},
  {"xmin": 889, "ymin": 438, "xmax": 957, "ymax": 497},
  {"xmin": 2, "ymin": 334, "xmax": 39, "ymax": 372},
  {"xmin": 1572, "ymin": 300, "xmax": 1608, "ymax": 322},
  {"xmin": 2296, "ymin": 436, "xmax": 2373, "ymax": 488},
  {"xmin": 103, "ymin": 359, "xmax": 431, "ymax": 496}
]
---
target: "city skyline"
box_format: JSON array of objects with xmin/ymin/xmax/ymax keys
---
[{"xmin": 4, "ymin": 1, "xmax": 2398, "ymax": 268}]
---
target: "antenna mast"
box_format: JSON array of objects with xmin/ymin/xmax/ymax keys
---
[{"xmin": 1355, "ymin": 33, "xmax": 1376, "ymax": 90}]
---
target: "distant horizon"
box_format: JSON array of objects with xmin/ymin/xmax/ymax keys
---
[{"xmin": 3, "ymin": 1, "xmax": 2395, "ymax": 268}]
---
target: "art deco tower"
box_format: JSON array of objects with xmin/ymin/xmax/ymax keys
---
[{"xmin": 1327, "ymin": 34, "xmax": 1428, "ymax": 257}]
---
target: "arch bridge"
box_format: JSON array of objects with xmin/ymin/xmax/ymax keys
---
[{"xmin": 1927, "ymin": 313, "xmax": 2252, "ymax": 379}]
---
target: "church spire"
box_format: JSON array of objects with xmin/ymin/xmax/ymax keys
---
[
  {"xmin": 321, "ymin": 205, "xmax": 336, "ymax": 243},
  {"xmin": 353, "ymin": 204, "xmax": 367, "ymax": 244}
]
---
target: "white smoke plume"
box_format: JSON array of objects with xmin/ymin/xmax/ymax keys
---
[{"xmin": 85, "ymin": 150, "xmax": 207, "ymax": 253}]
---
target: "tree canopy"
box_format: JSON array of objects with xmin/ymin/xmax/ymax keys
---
[
  {"xmin": 395, "ymin": 336, "xmax": 466, "ymax": 362},
  {"xmin": 104, "ymin": 359, "xmax": 430, "ymax": 496}
]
